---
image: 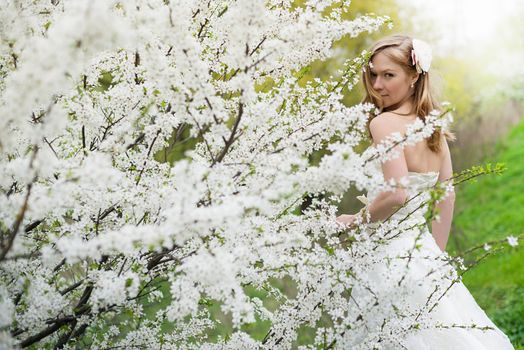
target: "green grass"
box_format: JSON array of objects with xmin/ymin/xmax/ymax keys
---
[{"xmin": 449, "ymin": 118, "xmax": 524, "ymax": 349}]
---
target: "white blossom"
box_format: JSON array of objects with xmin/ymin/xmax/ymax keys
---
[{"xmin": 507, "ymin": 235, "xmax": 519, "ymax": 247}]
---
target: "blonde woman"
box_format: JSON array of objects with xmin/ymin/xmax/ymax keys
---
[{"xmin": 336, "ymin": 35, "xmax": 514, "ymax": 349}]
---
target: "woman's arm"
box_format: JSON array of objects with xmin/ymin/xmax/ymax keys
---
[
  {"xmin": 366, "ymin": 113, "xmax": 409, "ymax": 222},
  {"xmin": 367, "ymin": 190, "xmax": 407, "ymax": 222},
  {"xmin": 431, "ymin": 137, "xmax": 455, "ymax": 252}
]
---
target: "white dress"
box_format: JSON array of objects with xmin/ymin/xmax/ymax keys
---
[{"xmin": 345, "ymin": 170, "xmax": 515, "ymax": 349}]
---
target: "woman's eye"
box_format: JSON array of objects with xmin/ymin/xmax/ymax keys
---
[
  {"xmin": 385, "ymin": 73, "xmax": 394, "ymax": 78},
  {"xmin": 370, "ymin": 72, "xmax": 377, "ymax": 77}
]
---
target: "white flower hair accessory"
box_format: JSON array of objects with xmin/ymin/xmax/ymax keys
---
[{"xmin": 411, "ymin": 38, "xmax": 432, "ymax": 74}]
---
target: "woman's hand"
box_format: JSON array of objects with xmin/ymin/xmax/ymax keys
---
[{"xmin": 336, "ymin": 214, "xmax": 358, "ymax": 229}]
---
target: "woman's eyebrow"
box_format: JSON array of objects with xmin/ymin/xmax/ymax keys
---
[{"xmin": 372, "ymin": 68, "xmax": 397, "ymax": 74}]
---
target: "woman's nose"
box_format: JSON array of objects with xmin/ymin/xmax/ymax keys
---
[{"xmin": 373, "ymin": 77, "xmax": 383, "ymax": 91}]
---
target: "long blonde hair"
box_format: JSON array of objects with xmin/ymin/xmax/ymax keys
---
[{"xmin": 361, "ymin": 35, "xmax": 454, "ymax": 153}]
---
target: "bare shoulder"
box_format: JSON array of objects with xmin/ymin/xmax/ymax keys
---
[
  {"xmin": 439, "ymin": 133, "xmax": 452, "ymax": 158},
  {"xmin": 369, "ymin": 112, "xmax": 407, "ymax": 142}
]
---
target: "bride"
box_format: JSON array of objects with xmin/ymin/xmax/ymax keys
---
[{"xmin": 336, "ymin": 35, "xmax": 515, "ymax": 349}]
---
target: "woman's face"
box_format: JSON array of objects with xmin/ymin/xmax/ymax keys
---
[{"xmin": 370, "ymin": 51, "xmax": 416, "ymax": 108}]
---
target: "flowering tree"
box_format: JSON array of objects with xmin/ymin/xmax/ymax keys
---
[{"xmin": 0, "ymin": 1, "xmax": 516, "ymax": 349}]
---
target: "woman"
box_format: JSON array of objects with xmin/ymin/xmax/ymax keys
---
[{"xmin": 336, "ymin": 35, "xmax": 514, "ymax": 349}]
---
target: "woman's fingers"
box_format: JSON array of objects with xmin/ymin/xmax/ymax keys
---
[{"xmin": 336, "ymin": 214, "xmax": 356, "ymax": 228}]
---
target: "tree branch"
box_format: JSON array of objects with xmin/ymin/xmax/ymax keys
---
[{"xmin": 212, "ymin": 99, "xmax": 243, "ymax": 165}]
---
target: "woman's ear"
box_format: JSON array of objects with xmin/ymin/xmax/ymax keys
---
[{"xmin": 411, "ymin": 72, "xmax": 420, "ymax": 85}]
